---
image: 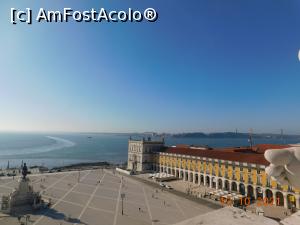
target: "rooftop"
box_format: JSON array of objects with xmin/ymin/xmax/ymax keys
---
[
  {"xmin": 164, "ymin": 144, "xmax": 290, "ymax": 165},
  {"xmin": 129, "ymin": 136, "xmax": 165, "ymax": 143}
]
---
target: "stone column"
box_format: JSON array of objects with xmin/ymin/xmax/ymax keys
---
[
  {"xmin": 222, "ymin": 179, "xmax": 226, "ymax": 190},
  {"xmin": 210, "ymin": 176, "xmax": 213, "ymax": 188},
  {"xmin": 179, "ymin": 169, "xmax": 182, "ymax": 179},
  {"xmin": 253, "ymin": 186, "xmax": 257, "ymax": 199},
  {"xmin": 183, "ymin": 170, "xmax": 186, "ymax": 181},
  {"xmin": 295, "ymin": 195, "xmax": 300, "ymax": 209},
  {"xmin": 193, "ymin": 173, "xmax": 196, "ymax": 184},
  {"xmin": 198, "ymin": 173, "xmax": 201, "ymax": 186},
  {"xmin": 237, "ymin": 183, "xmax": 240, "ymax": 193},
  {"xmin": 272, "ymin": 190, "xmax": 276, "ymax": 205},
  {"xmin": 229, "ymin": 181, "xmax": 232, "ymax": 192},
  {"xmin": 262, "ymin": 189, "xmax": 266, "ymax": 199},
  {"xmin": 204, "ymin": 175, "xmax": 207, "ymax": 186},
  {"xmin": 244, "ymin": 185, "xmax": 248, "ymax": 196},
  {"xmin": 283, "ymin": 193, "xmax": 288, "ymax": 209}
]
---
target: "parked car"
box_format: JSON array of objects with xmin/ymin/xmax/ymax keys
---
[{"xmin": 165, "ymin": 185, "xmax": 173, "ymax": 189}]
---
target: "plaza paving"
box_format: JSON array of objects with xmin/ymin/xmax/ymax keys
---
[{"xmin": 0, "ymin": 169, "xmax": 216, "ymax": 225}]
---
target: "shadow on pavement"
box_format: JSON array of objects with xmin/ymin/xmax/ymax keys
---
[{"xmin": 11, "ymin": 207, "xmax": 87, "ymax": 225}]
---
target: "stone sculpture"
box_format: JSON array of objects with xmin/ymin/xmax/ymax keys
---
[{"xmin": 265, "ymin": 145, "xmax": 300, "ymax": 189}]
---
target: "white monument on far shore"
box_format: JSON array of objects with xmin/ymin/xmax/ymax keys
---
[{"xmin": 0, "ymin": 163, "xmax": 42, "ymax": 214}]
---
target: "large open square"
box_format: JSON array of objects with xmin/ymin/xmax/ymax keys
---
[{"xmin": 0, "ymin": 170, "xmax": 217, "ymax": 225}]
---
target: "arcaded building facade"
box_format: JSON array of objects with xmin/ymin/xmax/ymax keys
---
[{"xmin": 157, "ymin": 144, "xmax": 300, "ymax": 210}]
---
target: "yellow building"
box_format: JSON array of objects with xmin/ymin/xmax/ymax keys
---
[{"xmin": 157, "ymin": 144, "xmax": 300, "ymax": 210}]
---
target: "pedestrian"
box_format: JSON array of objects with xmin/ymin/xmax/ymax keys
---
[{"xmin": 139, "ymin": 207, "xmax": 141, "ymax": 212}]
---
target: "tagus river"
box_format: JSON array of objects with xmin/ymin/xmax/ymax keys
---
[{"xmin": 0, "ymin": 132, "xmax": 299, "ymax": 169}]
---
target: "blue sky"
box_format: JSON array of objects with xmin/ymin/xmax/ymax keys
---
[{"xmin": 0, "ymin": 0, "xmax": 300, "ymax": 134}]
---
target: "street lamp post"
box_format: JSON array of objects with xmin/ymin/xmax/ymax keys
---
[{"xmin": 121, "ymin": 193, "xmax": 125, "ymax": 215}]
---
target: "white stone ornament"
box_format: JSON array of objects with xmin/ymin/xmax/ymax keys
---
[{"xmin": 264, "ymin": 145, "xmax": 300, "ymax": 189}]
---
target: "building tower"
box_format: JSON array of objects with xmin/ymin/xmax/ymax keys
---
[{"xmin": 127, "ymin": 137, "xmax": 165, "ymax": 173}]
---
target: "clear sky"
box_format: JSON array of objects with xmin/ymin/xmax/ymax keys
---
[{"xmin": 0, "ymin": 0, "xmax": 300, "ymax": 134}]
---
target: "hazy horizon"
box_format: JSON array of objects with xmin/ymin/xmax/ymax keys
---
[{"xmin": 0, "ymin": 129, "xmax": 299, "ymax": 136}]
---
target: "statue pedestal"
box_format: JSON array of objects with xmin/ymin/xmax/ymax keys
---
[
  {"xmin": 0, "ymin": 177, "xmax": 41, "ymax": 214},
  {"xmin": 10, "ymin": 178, "xmax": 36, "ymax": 208}
]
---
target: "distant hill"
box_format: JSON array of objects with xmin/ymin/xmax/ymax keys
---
[
  {"xmin": 171, "ymin": 132, "xmax": 300, "ymax": 139},
  {"xmin": 84, "ymin": 132, "xmax": 300, "ymax": 140}
]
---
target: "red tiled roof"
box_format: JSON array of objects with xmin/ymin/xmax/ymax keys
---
[{"xmin": 165, "ymin": 144, "xmax": 290, "ymax": 166}]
